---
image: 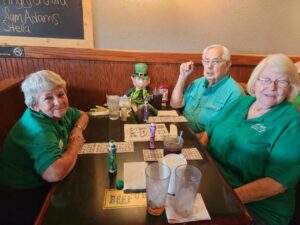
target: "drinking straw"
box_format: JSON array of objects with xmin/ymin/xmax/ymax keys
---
[{"xmin": 178, "ymin": 130, "xmax": 183, "ymax": 144}]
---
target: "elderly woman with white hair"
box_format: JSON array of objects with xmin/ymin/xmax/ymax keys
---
[
  {"xmin": 201, "ymin": 54, "xmax": 300, "ymax": 225},
  {"xmin": 0, "ymin": 70, "xmax": 89, "ymax": 225}
]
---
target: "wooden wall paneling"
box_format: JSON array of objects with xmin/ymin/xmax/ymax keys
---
[
  {"xmin": 14, "ymin": 58, "xmax": 24, "ymax": 79},
  {"xmin": 0, "ymin": 46, "xmax": 299, "ymax": 110},
  {"xmin": 14, "ymin": 58, "xmax": 26, "ymax": 79},
  {"xmin": 4, "ymin": 58, "xmax": 12, "ymax": 79},
  {"xmin": 62, "ymin": 59, "xmax": 74, "ymax": 104},
  {"xmin": 239, "ymin": 66, "xmax": 255, "ymax": 82},
  {"xmin": 112, "ymin": 62, "xmax": 133, "ymax": 95},
  {"xmin": 15, "ymin": 58, "xmax": 24, "ymax": 78},
  {"xmin": 6, "ymin": 58, "xmax": 15, "ymax": 78},
  {"xmin": 30, "ymin": 58, "xmax": 40, "ymax": 75},
  {"xmin": 92, "ymin": 61, "xmax": 111, "ymax": 107},
  {"xmin": 0, "ymin": 58, "xmax": 9, "ymax": 79},
  {"xmin": 26, "ymin": 58, "xmax": 37, "ymax": 77},
  {"xmin": 19, "ymin": 58, "xmax": 31, "ymax": 78},
  {"xmin": 82, "ymin": 60, "xmax": 100, "ymax": 109},
  {"xmin": 4, "ymin": 58, "xmax": 14, "ymax": 79},
  {"xmin": 230, "ymin": 67, "xmax": 242, "ymax": 82},
  {"xmin": 87, "ymin": 61, "xmax": 101, "ymax": 108},
  {"xmin": 32, "ymin": 58, "xmax": 40, "ymax": 72},
  {"xmin": 0, "ymin": 59, "xmax": 4, "ymax": 79},
  {"xmin": 66, "ymin": 58, "xmax": 101, "ymax": 110},
  {"xmin": 148, "ymin": 63, "xmax": 179, "ymax": 97},
  {"xmin": 28, "ymin": 58, "xmax": 38, "ymax": 74},
  {"xmin": 230, "ymin": 66, "xmax": 255, "ymax": 83},
  {"xmin": 20, "ymin": 59, "xmax": 30, "ymax": 77},
  {"xmin": 54, "ymin": 59, "xmax": 64, "ymax": 76},
  {"xmin": 41, "ymin": 58, "xmax": 51, "ymax": 72},
  {"xmin": 69, "ymin": 59, "xmax": 90, "ymax": 110},
  {"xmin": 39, "ymin": 59, "xmax": 50, "ymax": 70},
  {"xmin": 36, "ymin": 58, "xmax": 45, "ymax": 71}
]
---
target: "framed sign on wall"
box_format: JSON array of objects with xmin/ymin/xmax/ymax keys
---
[{"xmin": 0, "ymin": 0, "xmax": 94, "ymax": 48}]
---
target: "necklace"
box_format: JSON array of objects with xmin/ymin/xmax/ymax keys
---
[
  {"xmin": 251, "ymin": 101, "xmax": 271, "ymax": 112},
  {"xmin": 252, "ymin": 106, "xmax": 268, "ymax": 112},
  {"xmin": 247, "ymin": 103, "xmax": 270, "ymax": 119}
]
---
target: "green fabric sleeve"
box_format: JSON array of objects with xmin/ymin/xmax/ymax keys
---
[{"xmin": 265, "ymin": 120, "xmax": 300, "ymax": 188}]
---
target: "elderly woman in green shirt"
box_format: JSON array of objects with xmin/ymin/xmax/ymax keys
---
[
  {"xmin": 201, "ymin": 54, "xmax": 300, "ymax": 225},
  {"xmin": 0, "ymin": 70, "xmax": 89, "ymax": 225}
]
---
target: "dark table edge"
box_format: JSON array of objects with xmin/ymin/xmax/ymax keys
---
[{"xmin": 34, "ymin": 185, "xmax": 57, "ymax": 225}]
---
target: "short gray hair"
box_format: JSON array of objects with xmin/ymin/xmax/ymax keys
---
[
  {"xmin": 247, "ymin": 54, "xmax": 300, "ymax": 101},
  {"xmin": 202, "ymin": 44, "xmax": 231, "ymax": 61},
  {"xmin": 21, "ymin": 70, "xmax": 67, "ymax": 107}
]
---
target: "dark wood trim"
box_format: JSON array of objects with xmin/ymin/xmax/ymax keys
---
[
  {"xmin": 34, "ymin": 185, "xmax": 56, "ymax": 225},
  {"xmin": 23, "ymin": 46, "xmax": 300, "ymax": 65},
  {"xmin": 0, "ymin": 78, "xmax": 22, "ymax": 93}
]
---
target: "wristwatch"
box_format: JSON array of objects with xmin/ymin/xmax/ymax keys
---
[{"xmin": 74, "ymin": 124, "xmax": 84, "ymax": 131}]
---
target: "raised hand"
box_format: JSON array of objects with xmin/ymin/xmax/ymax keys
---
[{"xmin": 179, "ymin": 61, "xmax": 194, "ymax": 79}]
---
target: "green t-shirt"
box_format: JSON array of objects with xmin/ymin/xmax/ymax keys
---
[
  {"xmin": 0, "ymin": 107, "xmax": 80, "ymax": 189},
  {"xmin": 291, "ymin": 92, "xmax": 300, "ymax": 108},
  {"xmin": 206, "ymin": 96, "xmax": 300, "ymax": 225}
]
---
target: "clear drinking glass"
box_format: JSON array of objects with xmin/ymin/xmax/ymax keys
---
[
  {"xmin": 106, "ymin": 95, "xmax": 120, "ymax": 120},
  {"xmin": 145, "ymin": 163, "xmax": 171, "ymax": 216},
  {"xmin": 175, "ymin": 164, "xmax": 202, "ymax": 217}
]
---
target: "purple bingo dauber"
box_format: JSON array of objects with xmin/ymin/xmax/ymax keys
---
[
  {"xmin": 143, "ymin": 99, "xmax": 149, "ymax": 122},
  {"xmin": 149, "ymin": 123, "xmax": 156, "ymax": 149}
]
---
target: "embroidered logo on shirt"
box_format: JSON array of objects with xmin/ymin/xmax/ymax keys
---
[
  {"xmin": 59, "ymin": 139, "xmax": 64, "ymax": 149},
  {"xmin": 250, "ymin": 123, "xmax": 267, "ymax": 133}
]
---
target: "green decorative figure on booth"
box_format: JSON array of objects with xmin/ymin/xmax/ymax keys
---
[{"xmin": 125, "ymin": 63, "xmax": 151, "ymax": 112}]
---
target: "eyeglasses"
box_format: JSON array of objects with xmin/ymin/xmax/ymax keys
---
[
  {"xmin": 257, "ymin": 77, "xmax": 290, "ymax": 88},
  {"xmin": 202, "ymin": 58, "xmax": 225, "ymax": 66}
]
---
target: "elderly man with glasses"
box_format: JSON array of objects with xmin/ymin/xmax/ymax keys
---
[{"xmin": 170, "ymin": 44, "xmax": 244, "ymax": 136}]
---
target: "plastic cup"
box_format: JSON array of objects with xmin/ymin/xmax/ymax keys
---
[
  {"xmin": 145, "ymin": 163, "xmax": 171, "ymax": 216},
  {"xmin": 120, "ymin": 107, "xmax": 127, "ymax": 122},
  {"xmin": 163, "ymin": 135, "xmax": 183, "ymax": 156},
  {"xmin": 175, "ymin": 165, "xmax": 202, "ymax": 217},
  {"xmin": 106, "ymin": 95, "xmax": 120, "ymax": 120}
]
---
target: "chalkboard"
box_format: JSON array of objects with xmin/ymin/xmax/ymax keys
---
[
  {"xmin": 0, "ymin": 0, "xmax": 83, "ymax": 39},
  {"xmin": 0, "ymin": 0, "xmax": 93, "ymax": 48}
]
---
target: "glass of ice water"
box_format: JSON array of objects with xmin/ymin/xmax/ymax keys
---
[
  {"xmin": 175, "ymin": 164, "xmax": 202, "ymax": 217},
  {"xmin": 106, "ymin": 95, "xmax": 120, "ymax": 120}
]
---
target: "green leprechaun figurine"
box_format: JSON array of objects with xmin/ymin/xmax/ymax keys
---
[{"xmin": 125, "ymin": 63, "xmax": 151, "ymax": 112}]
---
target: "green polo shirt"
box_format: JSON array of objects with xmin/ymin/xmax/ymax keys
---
[
  {"xmin": 206, "ymin": 96, "xmax": 300, "ymax": 225},
  {"xmin": 183, "ymin": 74, "xmax": 244, "ymax": 133},
  {"xmin": 0, "ymin": 107, "xmax": 80, "ymax": 189},
  {"xmin": 292, "ymin": 92, "xmax": 300, "ymax": 108}
]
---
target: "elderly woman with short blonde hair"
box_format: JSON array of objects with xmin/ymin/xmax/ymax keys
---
[{"xmin": 202, "ymin": 54, "xmax": 300, "ymax": 225}]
